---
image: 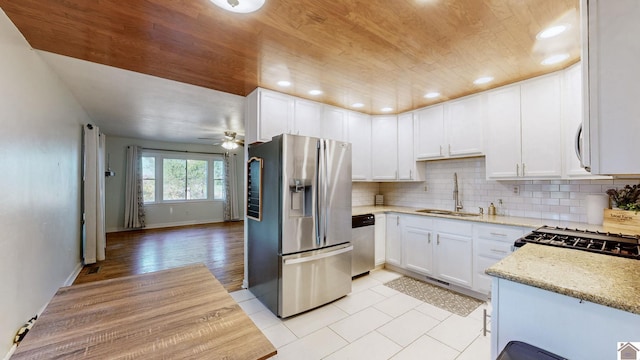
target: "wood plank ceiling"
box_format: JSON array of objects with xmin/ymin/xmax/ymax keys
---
[{"xmin": 0, "ymin": 0, "xmax": 580, "ymax": 115}]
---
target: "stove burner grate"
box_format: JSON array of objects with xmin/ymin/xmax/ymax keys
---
[{"xmin": 515, "ymin": 225, "xmax": 640, "ymax": 260}]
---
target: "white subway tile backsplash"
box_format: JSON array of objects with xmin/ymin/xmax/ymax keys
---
[{"xmin": 352, "ymin": 157, "xmax": 640, "ymax": 224}]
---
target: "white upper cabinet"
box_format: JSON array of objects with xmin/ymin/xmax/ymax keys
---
[
  {"xmin": 414, "ymin": 96, "xmax": 484, "ymax": 160},
  {"xmin": 445, "ymin": 94, "xmax": 484, "ymax": 157},
  {"xmin": 293, "ymin": 98, "xmax": 322, "ymax": 138},
  {"xmin": 371, "ymin": 115, "xmax": 398, "ymax": 180},
  {"xmin": 562, "ymin": 63, "xmax": 610, "ymax": 179},
  {"xmin": 486, "ymin": 85, "xmax": 522, "ymax": 178},
  {"xmin": 414, "ymin": 104, "xmax": 445, "ymax": 160},
  {"xmin": 322, "ymin": 106, "xmax": 348, "ymax": 142},
  {"xmin": 347, "ymin": 111, "xmax": 372, "ymax": 181},
  {"xmin": 397, "ymin": 112, "xmax": 416, "ymax": 180},
  {"xmin": 582, "ymin": 0, "xmax": 640, "ymax": 175},
  {"xmin": 485, "ymin": 74, "xmax": 562, "ymax": 179},
  {"xmin": 563, "ymin": 63, "xmax": 587, "ymax": 177},
  {"xmin": 520, "ymin": 73, "xmax": 562, "ymax": 178},
  {"xmin": 246, "ymin": 88, "xmax": 295, "ymax": 143},
  {"xmin": 246, "ymin": 88, "xmax": 347, "ymax": 144}
]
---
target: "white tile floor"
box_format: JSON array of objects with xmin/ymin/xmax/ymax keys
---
[{"xmin": 230, "ymin": 269, "xmax": 492, "ymax": 360}]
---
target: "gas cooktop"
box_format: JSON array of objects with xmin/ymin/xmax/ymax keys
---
[{"xmin": 514, "ymin": 225, "xmax": 640, "ymax": 260}]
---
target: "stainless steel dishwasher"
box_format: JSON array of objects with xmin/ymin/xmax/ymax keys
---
[{"xmin": 351, "ymin": 214, "xmax": 375, "ymax": 277}]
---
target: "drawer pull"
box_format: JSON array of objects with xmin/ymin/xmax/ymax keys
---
[
  {"xmin": 489, "ymin": 232, "xmax": 507, "ymax": 237},
  {"xmin": 490, "ymin": 249, "xmax": 508, "ymax": 254}
]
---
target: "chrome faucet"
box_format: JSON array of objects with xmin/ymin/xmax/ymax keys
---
[{"xmin": 453, "ymin": 172, "xmax": 463, "ymax": 212}]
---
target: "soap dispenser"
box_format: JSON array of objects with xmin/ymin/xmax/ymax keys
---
[{"xmin": 488, "ymin": 202, "xmax": 496, "ymax": 215}]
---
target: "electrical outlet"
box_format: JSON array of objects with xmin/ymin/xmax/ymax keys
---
[{"xmin": 513, "ymin": 186, "xmax": 520, "ymax": 195}]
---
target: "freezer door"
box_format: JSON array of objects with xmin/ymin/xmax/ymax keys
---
[
  {"xmin": 281, "ymin": 134, "xmax": 320, "ymax": 254},
  {"xmin": 279, "ymin": 244, "xmax": 352, "ymax": 318},
  {"xmin": 321, "ymin": 138, "xmax": 352, "ymax": 248}
]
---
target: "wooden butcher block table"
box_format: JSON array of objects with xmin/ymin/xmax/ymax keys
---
[{"xmin": 12, "ymin": 263, "xmax": 276, "ymax": 359}]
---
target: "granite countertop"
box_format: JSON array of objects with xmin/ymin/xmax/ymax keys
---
[
  {"xmin": 352, "ymin": 205, "xmax": 608, "ymax": 231},
  {"xmin": 486, "ymin": 244, "xmax": 640, "ymax": 315}
]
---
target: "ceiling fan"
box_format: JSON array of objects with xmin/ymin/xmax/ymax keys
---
[{"xmin": 199, "ymin": 131, "xmax": 244, "ymax": 150}]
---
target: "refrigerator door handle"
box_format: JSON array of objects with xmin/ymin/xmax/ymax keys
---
[
  {"xmin": 283, "ymin": 245, "xmax": 353, "ymax": 265},
  {"xmin": 322, "ymin": 139, "xmax": 329, "ymax": 245},
  {"xmin": 315, "ymin": 139, "xmax": 322, "ymax": 247}
]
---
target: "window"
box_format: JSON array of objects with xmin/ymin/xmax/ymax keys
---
[
  {"xmin": 141, "ymin": 151, "xmax": 224, "ymax": 204},
  {"xmin": 142, "ymin": 156, "xmax": 156, "ymax": 202}
]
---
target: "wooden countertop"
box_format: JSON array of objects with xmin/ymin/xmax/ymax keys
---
[
  {"xmin": 12, "ymin": 264, "xmax": 276, "ymax": 360},
  {"xmin": 486, "ymin": 244, "xmax": 640, "ymax": 315}
]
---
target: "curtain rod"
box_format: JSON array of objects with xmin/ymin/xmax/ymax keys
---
[{"xmin": 130, "ymin": 146, "xmax": 229, "ymax": 156}]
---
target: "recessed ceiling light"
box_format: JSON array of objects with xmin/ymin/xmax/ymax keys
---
[
  {"xmin": 381, "ymin": 107, "xmax": 393, "ymax": 112},
  {"xmin": 277, "ymin": 80, "xmax": 291, "ymax": 87},
  {"xmin": 537, "ymin": 25, "xmax": 568, "ymax": 39},
  {"xmin": 351, "ymin": 103, "xmax": 364, "ymax": 108},
  {"xmin": 424, "ymin": 92, "xmax": 440, "ymax": 99},
  {"xmin": 308, "ymin": 89, "xmax": 323, "ymax": 96},
  {"xmin": 473, "ymin": 76, "xmax": 494, "ymax": 85},
  {"xmin": 209, "ymin": 0, "xmax": 265, "ymax": 13},
  {"xmin": 541, "ymin": 53, "xmax": 570, "ymax": 65}
]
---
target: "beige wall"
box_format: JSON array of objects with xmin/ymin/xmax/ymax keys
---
[{"xmin": 0, "ymin": 9, "xmax": 89, "ymax": 358}]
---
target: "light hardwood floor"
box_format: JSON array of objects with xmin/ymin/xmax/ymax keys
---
[{"xmin": 73, "ymin": 221, "xmax": 245, "ymax": 292}]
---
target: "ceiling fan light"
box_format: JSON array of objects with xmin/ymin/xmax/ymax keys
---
[
  {"xmin": 210, "ymin": 0, "xmax": 265, "ymax": 13},
  {"xmin": 222, "ymin": 140, "xmax": 239, "ymax": 150}
]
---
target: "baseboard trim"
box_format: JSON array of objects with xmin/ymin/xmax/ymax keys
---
[
  {"xmin": 3, "ymin": 345, "xmax": 16, "ymax": 360},
  {"xmin": 65, "ymin": 262, "xmax": 83, "ymax": 286},
  {"xmin": 107, "ymin": 219, "xmax": 225, "ymax": 233}
]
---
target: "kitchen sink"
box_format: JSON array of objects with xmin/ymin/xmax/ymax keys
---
[{"xmin": 415, "ymin": 209, "xmax": 481, "ymax": 217}]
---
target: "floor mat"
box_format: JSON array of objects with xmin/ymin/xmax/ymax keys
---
[{"xmin": 384, "ymin": 276, "xmax": 483, "ymax": 317}]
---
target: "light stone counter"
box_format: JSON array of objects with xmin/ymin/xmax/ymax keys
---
[
  {"xmin": 352, "ymin": 205, "xmax": 608, "ymax": 232},
  {"xmin": 486, "ymin": 243, "xmax": 640, "ymax": 315}
]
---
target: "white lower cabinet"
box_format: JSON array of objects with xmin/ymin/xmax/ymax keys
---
[
  {"xmin": 491, "ymin": 278, "xmax": 640, "ymax": 360},
  {"xmin": 434, "ymin": 219, "xmax": 473, "ymax": 288},
  {"xmin": 472, "ymin": 224, "xmax": 531, "ymax": 295},
  {"xmin": 402, "ymin": 216, "xmax": 434, "ymax": 276},
  {"xmin": 383, "ymin": 213, "xmax": 535, "ymax": 294},
  {"xmin": 385, "ymin": 213, "xmax": 473, "ymax": 288},
  {"xmin": 374, "ymin": 213, "xmax": 386, "ymax": 266},
  {"xmin": 385, "ymin": 214, "xmax": 402, "ymax": 267}
]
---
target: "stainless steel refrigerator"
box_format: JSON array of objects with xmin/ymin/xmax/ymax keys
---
[{"xmin": 247, "ymin": 134, "xmax": 352, "ymax": 318}]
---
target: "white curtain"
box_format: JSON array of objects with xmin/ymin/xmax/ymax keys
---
[
  {"xmin": 83, "ymin": 124, "xmax": 106, "ymax": 264},
  {"xmin": 224, "ymin": 153, "xmax": 240, "ymax": 221},
  {"xmin": 124, "ymin": 145, "xmax": 146, "ymax": 228}
]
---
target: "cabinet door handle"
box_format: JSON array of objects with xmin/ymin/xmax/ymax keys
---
[
  {"xmin": 522, "ymin": 163, "xmax": 526, "ymax": 176},
  {"xmin": 448, "ymin": 144, "xmax": 451, "ymax": 156},
  {"xmin": 516, "ymin": 163, "xmax": 519, "ymax": 177},
  {"xmin": 396, "ymin": 216, "xmax": 399, "ymax": 226},
  {"xmin": 436, "ymin": 234, "xmax": 440, "ymax": 245},
  {"xmin": 428, "ymin": 233, "xmax": 431, "ymax": 244},
  {"xmin": 409, "ymin": 169, "xmax": 412, "ymax": 179},
  {"xmin": 483, "ymin": 309, "xmax": 491, "ymax": 337},
  {"xmin": 439, "ymin": 145, "xmax": 443, "ymax": 156},
  {"xmin": 490, "ymin": 232, "xmax": 507, "ymax": 237},
  {"xmin": 490, "ymin": 249, "xmax": 508, "ymax": 254}
]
